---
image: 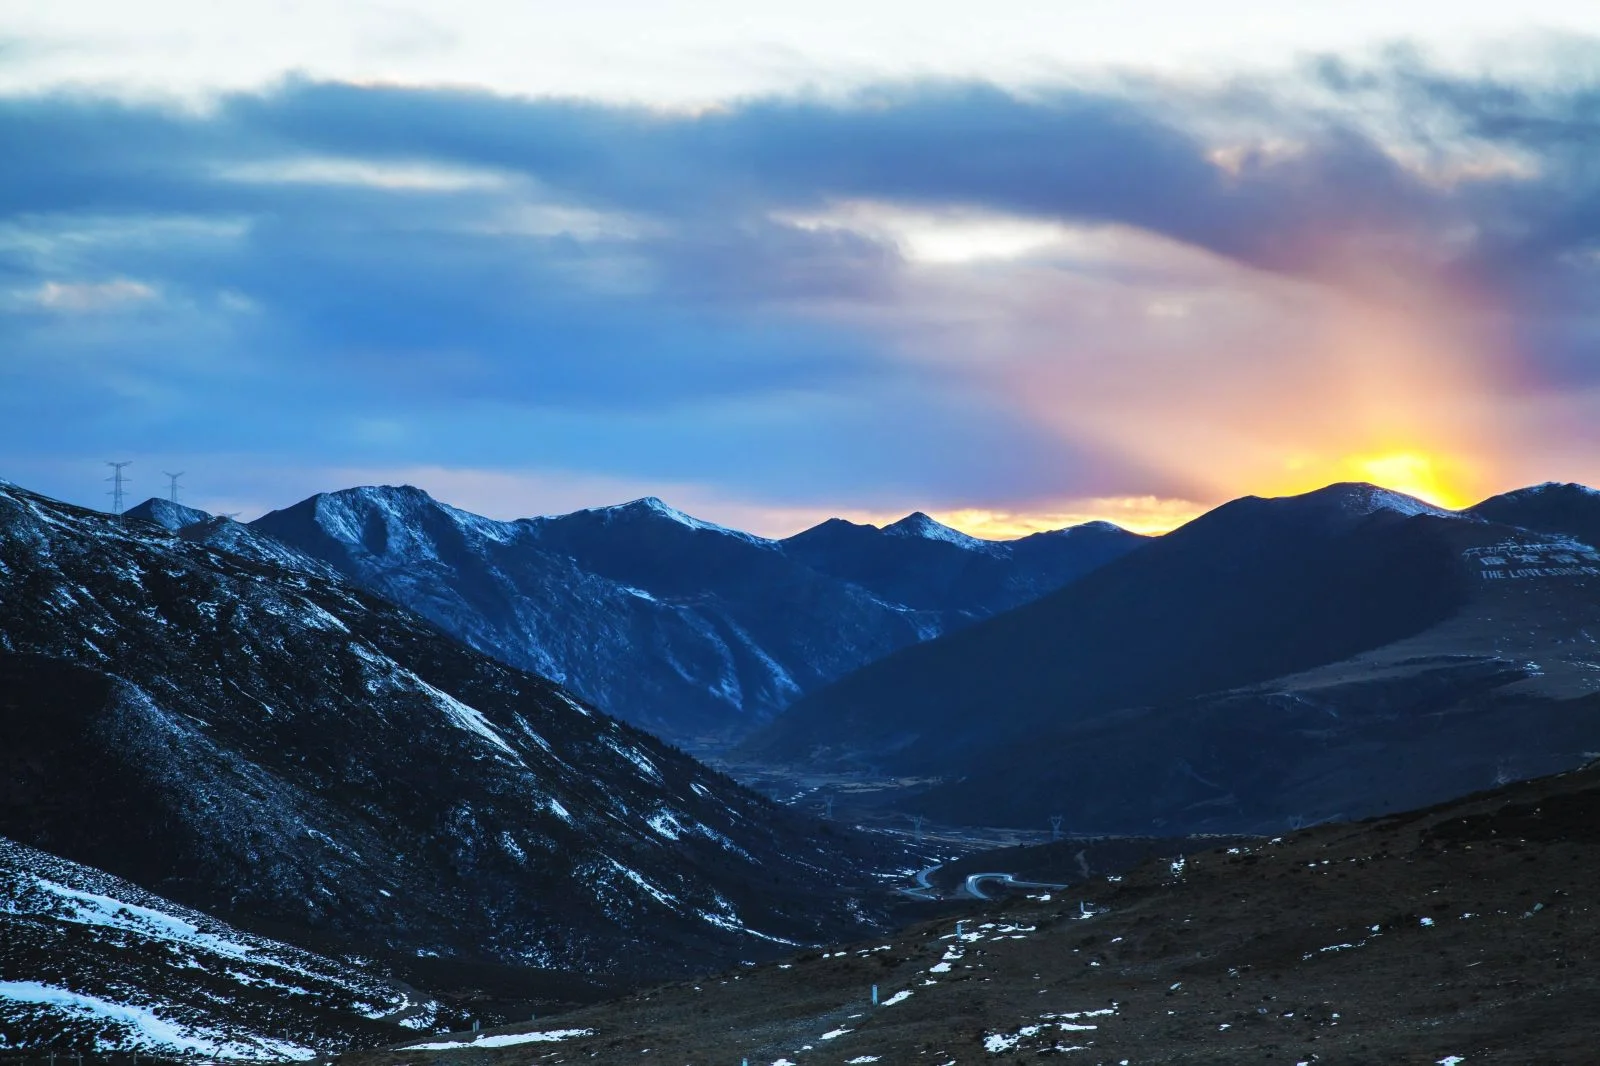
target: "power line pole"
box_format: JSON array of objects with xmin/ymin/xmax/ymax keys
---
[
  {"xmin": 105, "ymin": 461, "xmax": 132, "ymax": 514},
  {"xmin": 163, "ymin": 470, "xmax": 185, "ymax": 504}
]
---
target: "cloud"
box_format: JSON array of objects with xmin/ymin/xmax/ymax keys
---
[
  {"xmin": 20, "ymin": 278, "xmax": 159, "ymax": 311},
  {"xmin": 3, "ymin": 54, "xmax": 1600, "ymax": 524}
]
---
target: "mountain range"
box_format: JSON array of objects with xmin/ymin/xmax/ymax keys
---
[
  {"xmin": 11, "ymin": 473, "xmax": 1600, "ymax": 1058},
  {"xmin": 130, "ymin": 487, "xmax": 1144, "ymax": 746},
  {"xmin": 0, "ymin": 481, "xmax": 902, "ymax": 1049},
  {"xmin": 742, "ymin": 482, "xmax": 1600, "ymax": 834}
]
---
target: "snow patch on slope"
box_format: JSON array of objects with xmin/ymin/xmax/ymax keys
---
[{"xmin": 0, "ymin": 982, "xmax": 315, "ymax": 1059}]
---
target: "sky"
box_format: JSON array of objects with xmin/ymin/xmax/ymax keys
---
[{"xmin": 4, "ymin": 3, "xmax": 1600, "ymax": 535}]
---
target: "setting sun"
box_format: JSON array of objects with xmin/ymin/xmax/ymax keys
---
[
  {"xmin": 1245, "ymin": 449, "xmax": 1480, "ymax": 516},
  {"xmin": 1340, "ymin": 451, "xmax": 1472, "ymax": 510}
]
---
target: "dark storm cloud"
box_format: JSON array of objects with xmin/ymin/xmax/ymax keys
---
[
  {"xmin": 1301, "ymin": 59, "xmax": 1600, "ymax": 395},
  {"xmin": 0, "ymin": 77, "xmax": 1439, "ymax": 273},
  {"xmin": 1295, "ymin": 56, "xmax": 1600, "ymax": 289}
]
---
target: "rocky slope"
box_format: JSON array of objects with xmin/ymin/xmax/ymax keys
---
[
  {"xmin": 0, "ymin": 836, "xmax": 421, "ymax": 1057},
  {"xmin": 744, "ymin": 483, "xmax": 1600, "ymax": 834},
  {"xmin": 0, "ymin": 482, "xmax": 892, "ymax": 999},
  {"xmin": 228, "ymin": 487, "xmax": 1141, "ymax": 745},
  {"xmin": 342, "ymin": 758, "xmax": 1600, "ymax": 1065}
]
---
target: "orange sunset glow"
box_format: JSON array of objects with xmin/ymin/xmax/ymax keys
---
[
  {"xmin": 924, "ymin": 450, "xmax": 1476, "ymax": 539},
  {"xmin": 912, "ymin": 216, "xmax": 1519, "ymax": 538}
]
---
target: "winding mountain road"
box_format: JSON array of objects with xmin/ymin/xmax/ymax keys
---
[
  {"xmin": 898, "ymin": 865, "xmax": 944, "ymax": 901},
  {"xmin": 960, "ymin": 872, "xmax": 1069, "ymax": 901}
]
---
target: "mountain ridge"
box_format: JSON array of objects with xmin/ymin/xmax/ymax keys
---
[{"xmin": 233, "ymin": 484, "xmax": 1145, "ymax": 744}]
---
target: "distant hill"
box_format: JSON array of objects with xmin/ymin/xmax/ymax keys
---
[
  {"xmin": 123, "ymin": 496, "xmax": 212, "ymax": 530},
  {"xmin": 742, "ymin": 483, "xmax": 1600, "ymax": 833},
  {"xmin": 229, "ymin": 486, "xmax": 1143, "ymax": 745},
  {"xmin": 783, "ymin": 512, "xmax": 1135, "ymax": 613}
]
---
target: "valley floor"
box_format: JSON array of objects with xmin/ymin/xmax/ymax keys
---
[
  {"xmin": 708, "ymin": 757, "xmax": 1052, "ymax": 853},
  {"xmin": 340, "ymin": 762, "xmax": 1600, "ymax": 1065}
]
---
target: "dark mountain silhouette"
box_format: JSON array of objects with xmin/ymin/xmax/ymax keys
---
[
  {"xmin": 743, "ymin": 483, "xmax": 1600, "ymax": 833},
  {"xmin": 232, "ymin": 486, "xmax": 1142, "ymax": 745},
  {"xmin": 782, "ymin": 512, "xmax": 1135, "ymax": 614},
  {"xmin": 1468, "ymin": 481, "xmax": 1600, "ymax": 550}
]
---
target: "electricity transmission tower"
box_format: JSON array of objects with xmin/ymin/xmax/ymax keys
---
[
  {"xmin": 163, "ymin": 471, "xmax": 185, "ymax": 504},
  {"xmin": 105, "ymin": 461, "xmax": 132, "ymax": 514},
  {"xmin": 1050, "ymin": 814, "xmax": 1064, "ymax": 842}
]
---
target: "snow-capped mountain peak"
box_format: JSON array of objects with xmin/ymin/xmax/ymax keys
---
[
  {"xmin": 1216, "ymin": 483, "xmax": 1451, "ymax": 532},
  {"xmin": 1069, "ymin": 519, "xmax": 1128, "ymax": 534},
  {"xmin": 1285, "ymin": 481, "xmax": 1451, "ymax": 519},
  {"xmin": 882, "ymin": 511, "xmax": 991, "ymax": 549},
  {"xmin": 559, "ymin": 496, "xmax": 774, "ymax": 546}
]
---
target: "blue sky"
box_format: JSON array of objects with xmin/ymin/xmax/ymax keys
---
[{"xmin": 5, "ymin": 4, "xmax": 1600, "ymax": 533}]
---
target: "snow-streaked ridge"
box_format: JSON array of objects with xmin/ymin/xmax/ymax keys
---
[
  {"xmin": 0, "ymin": 982, "xmax": 316, "ymax": 1060},
  {"xmin": 0, "ymin": 835, "xmax": 424, "ymax": 1057}
]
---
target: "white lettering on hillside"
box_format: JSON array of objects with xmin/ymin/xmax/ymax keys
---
[{"xmin": 1464, "ymin": 541, "xmax": 1600, "ymax": 581}]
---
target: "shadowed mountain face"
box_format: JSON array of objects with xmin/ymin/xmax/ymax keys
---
[
  {"xmin": 0, "ymin": 484, "xmax": 890, "ymax": 990},
  {"xmin": 743, "ymin": 483, "xmax": 1600, "ymax": 834},
  {"xmin": 231, "ymin": 487, "xmax": 1142, "ymax": 746}
]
